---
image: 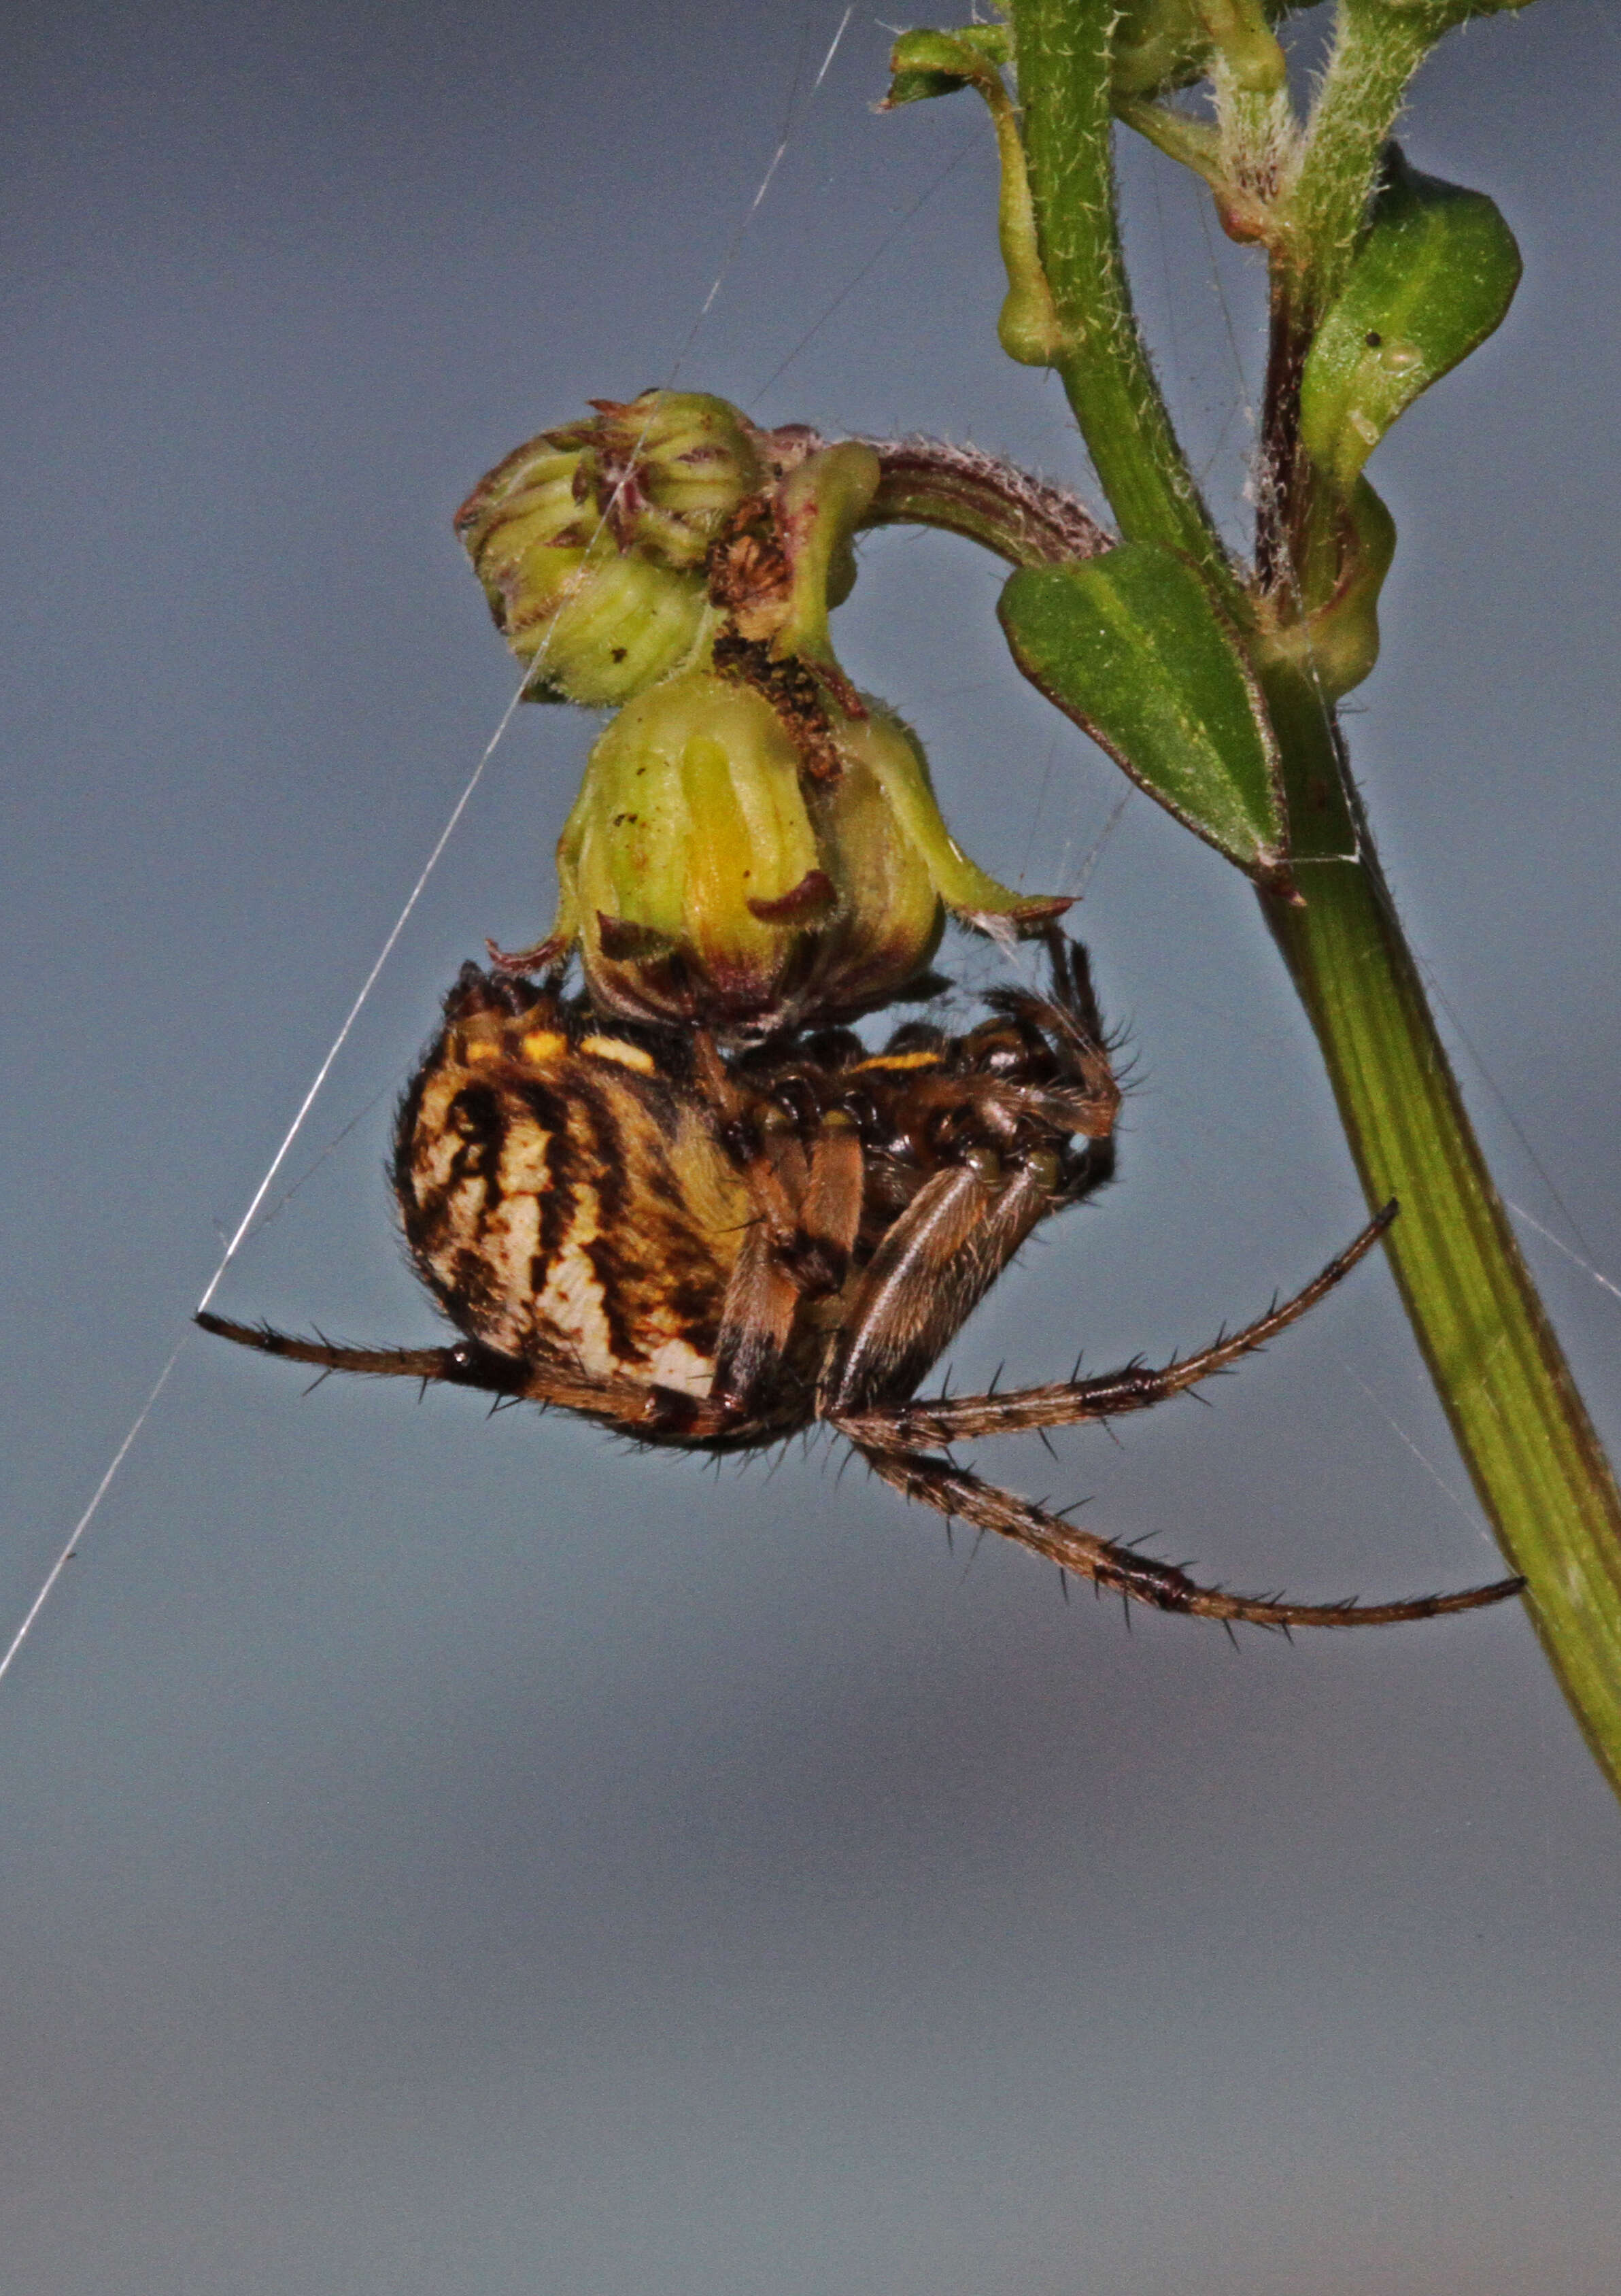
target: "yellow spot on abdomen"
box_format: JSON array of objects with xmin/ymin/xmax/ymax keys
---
[
  {"xmin": 851, "ymin": 1049, "xmax": 941, "ymax": 1074},
  {"xmin": 520, "ymin": 1029, "xmax": 568, "ymax": 1065},
  {"xmin": 581, "ymin": 1034, "xmax": 656, "ymax": 1075}
]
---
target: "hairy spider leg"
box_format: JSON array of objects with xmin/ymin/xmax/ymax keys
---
[
  {"xmin": 820, "ymin": 1196, "xmax": 1522, "ymax": 1628},
  {"xmin": 813, "ymin": 934, "xmax": 1120, "ymax": 1415},
  {"xmin": 988, "ymin": 929, "xmax": 1121, "ymax": 1132},
  {"xmin": 854, "ymin": 1446, "xmax": 1523, "ymax": 1631},
  {"xmin": 193, "ymin": 1312, "xmax": 749, "ymax": 1440},
  {"xmin": 819, "ymin": 1153, "xmax": 1062, "ymax": 1416},
  {"xmin": 194, "ymin": 1318, "xmax": 525, "ymax": 1394},
  {"xmin": 836, "ymin": 1203, "xmax": 1401, "ymax": 1449},
  {"xmin": 698, "ymin": 1032, "xmax": 868, "ymax": 1417},
  {"xmin": 700, "ymin": 929, "xmax": 1119, "ymax": 1425},
  {"xmin": 709, "ymin": 1217, "xmax": 804, "ymax": 1418}
]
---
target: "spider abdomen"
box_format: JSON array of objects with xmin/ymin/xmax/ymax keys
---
[{"xmin": 395, "ymin": 974, "xmax": 752, "ymax": 1399}]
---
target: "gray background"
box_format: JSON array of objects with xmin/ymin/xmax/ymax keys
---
[{"xmin": 5, "ymin": 3, "xmax": 1620, "ymax": 2291}]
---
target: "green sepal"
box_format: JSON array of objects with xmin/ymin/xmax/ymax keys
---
[
  {"xmin": 1110, "ymin": 0, "xmax": 1297, "ymax": 101},
  {"xmin": 885, "ymin": 66, "xmax": 968, "ymax": 103},
  {"xmin": 1300, "ymin": 151, "xmax": 1522, "ymax": 492},
  {"xmin": 999, "ymin": 543, "xmax": 1291, "ymax": 884},
  {"xmin": 769, "ymin": 444, "xmax": 881, "ymax": 664},
  {"xmin": 883, "ymin": 25, "xmax": 1011, "ymax": 105},
  {"xmin": 1260, "ymin": 477, "xmax": 1397, "ymax": 703},
  {"xmin": 883, "ymin": 24, "xmax": 1059, "ymax": 367}
]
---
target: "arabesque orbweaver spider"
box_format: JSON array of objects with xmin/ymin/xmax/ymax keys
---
[{"xmin": 199, "ymin": 932, "xmax": 1521, "ymax": 1632}]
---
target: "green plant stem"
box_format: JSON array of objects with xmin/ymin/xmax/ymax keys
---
[
  {"xmin": 995, "ymin": 0, "xmax": 1621, "ymax": 1793},
  {"xmin": 1263, "ymin": 672, "xmax": 1621, "ymax": 1785},
  {"xmin": 1286, "ymin": 3, "xmax": 1433, "ymax": 313},
  {"xmin": 1008, "ymin": 0, "xmax": 1243, "ymax": 612},
  {"xmin": 1267, "ymin": 816, "xmax": 1621, "ymax": 1794},
  {"xmin": 1265, "ymin": 12, "xmax": 1621, "ymax": 1785}
]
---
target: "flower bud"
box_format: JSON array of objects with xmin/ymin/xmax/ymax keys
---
[
  {"xmin": 534, "ymin": 666, "xmax": 1068, "ymax": 1034},
  {"xmin": 455, "ymin": 391, "xmax": 766, "ymax": 707},
  {"xmin": 584, "ymin": 391, "xmax": 766, "ymax": 567}
]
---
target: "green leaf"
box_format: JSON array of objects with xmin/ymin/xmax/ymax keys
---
[
  {"xmin": 999, "ymin": 543, "xmax": 1289, "ymax": 881},
  {"xmin": 1300, "ymin": 152, "xmax": 1522, "ymax": 491}
]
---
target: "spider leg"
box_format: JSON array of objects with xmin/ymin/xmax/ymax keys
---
[
  {"xmin": 982, "ymin": 931, "xmax": 1120, "ymax": 1137},
  {"xmin": 821, "ymin": 1154, "xmax": 1057, "ymax": 1416},
  {"xmin": 692, "ymin": 1031, "xmax": 812, "ymax": 1245},
  {"xmin": 793, "ymin": 1110, "xmax": 864, "ymax": 1292},
  {"xmin": 196, "ymin": 1312, "xmax": 529, "ymax": 1396},
  {"xmin": 698, "ymin": 1024, "xmax": 866, "ymax": 1415},
  {"xmin": 196, "ymin": 1311, "xmax": 753, "ymax": 1442},
  {"xmin": 483, "ymin": 929, "xmax": 567, "ymax": 976},
  {"xmin": 838, "ymin": 1204, "xmax": 1397, "ymax": 1449},
  {"xmin": 710, "ymin": 1111, "xmax": 864, "ymax": 1417},
  {"xmin": 852, "ymin": 1442, "xmax": 1523, "ymax": 1629},
  {"xmin": 1042, "ymin": 931, "xmax": 1117, "ymax": 1092},
  {"xmin": 711, "ymin": 1219, "xmax": 804, "ymax": 1417}
]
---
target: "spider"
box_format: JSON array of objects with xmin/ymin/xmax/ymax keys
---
[{"xmin": 198, "ymin": 936, "xmax": 1521, "ymax": 1632}]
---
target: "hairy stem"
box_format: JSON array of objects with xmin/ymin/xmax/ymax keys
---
[
  {"xmin": 864, "ymin": 438, "xmax": 1113, "ymax": 568},
  {"xmin": 1267, "ymin": 835, "xmax": 1621, "ymax": 1793},
  {"xmin": 1254, "ymin": 0, "xmax": 1621, "ymax": 1785},
  {"xmin": 1284, "ymin": 3, "xmax": 1434, "ymax": 314},
  {"xmin": 1008, "ymin": 0, "xmax": 1244, "ymax": 611},
  {"xmin": 995, "ymin": 0, "xmax": 1621, "ymax": 1791}
]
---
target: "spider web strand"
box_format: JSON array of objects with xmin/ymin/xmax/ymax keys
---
[
  {"xmin": 0, "ymin": 7, "xmax": 857, "ymax": 1692},
  {"xmin": 0, "ymin": 1338, "xmax": 189, "ymax": 1688}
]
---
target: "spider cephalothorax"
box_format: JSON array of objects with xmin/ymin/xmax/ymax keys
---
[{"xmin": 200, "ymin": 938, "xmax": 1520, "ymax": 1631}]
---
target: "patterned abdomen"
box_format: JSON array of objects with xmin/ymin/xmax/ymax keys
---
[{"xmin": 394, "ymin": 995, "xmax": 752, "ymax": 1398}]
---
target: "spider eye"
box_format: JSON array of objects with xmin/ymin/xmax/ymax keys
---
[
  {"xmin": 772, "ymin": 1076, "xmax": 823, "ymax": 1132},
  {"xmin": 840, "ymin": 1087, "xmax": 887, "ymax": 1146}
]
